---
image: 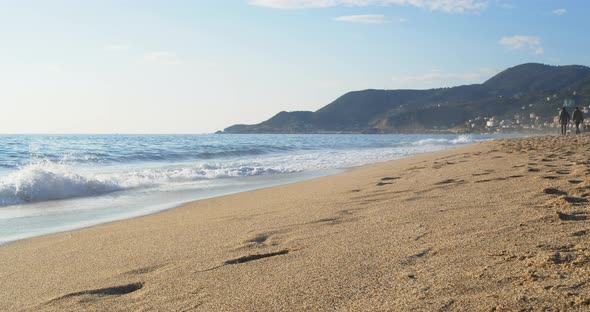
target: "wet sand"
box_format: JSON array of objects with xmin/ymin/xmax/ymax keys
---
[{"xmin": 2, "ymin": 135, "xmax": 590, "ymax": 311}]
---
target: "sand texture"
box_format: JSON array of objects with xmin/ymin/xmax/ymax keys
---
[{"xmin": 3, "ymin": 135, "xmax": 590, "ymax": 311}]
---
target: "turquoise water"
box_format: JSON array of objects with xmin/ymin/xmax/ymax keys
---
[{"xmin": 0, "ymin": 134, "xmax": 513, "ymax": 244}]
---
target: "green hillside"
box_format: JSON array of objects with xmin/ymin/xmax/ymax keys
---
[{"xmin": 220, "ymin": 63, "xmax": 590, "ymax": 134}]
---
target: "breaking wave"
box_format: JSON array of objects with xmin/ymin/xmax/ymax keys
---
[
  {"xmin": 0, "ymin": 134, "xmax": 497, "ymax": 207},
  {"xmin": 0, "ymin": 160, "xmax": 297, "ymax": 206},
  {"xmin": 413, "ymin": 135, "xmax": 477, "ymax": 146}
]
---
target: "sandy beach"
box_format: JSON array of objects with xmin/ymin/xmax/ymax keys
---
[{"xmin": 3, "ymin": 135, "xmax": 590, "ymax": 311}]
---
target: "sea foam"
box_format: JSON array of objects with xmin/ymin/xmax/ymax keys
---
[
  {"xmin": 0, "ymin": 160, "xmax": 297, "ymax": 206},
  {"xmin": 413, "ymin": 135, "xmax": 476, "ymax": 146},
  {"xmin": 0, "ymin": 134, "xmax": 493, "ymax": 207}
]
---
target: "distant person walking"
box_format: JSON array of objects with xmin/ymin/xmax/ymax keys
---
[
  {"xmin": 573, "ymin": 107, "xmax": 584, "ymax": 134},
  {"xmin": 559, "ymin": 107, "xmax": 570, "ymax": 135}
]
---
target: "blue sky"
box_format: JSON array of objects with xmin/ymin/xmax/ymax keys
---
[{"xmin": 0, "ymin": 0, "xmax": 588, "ymax": 133}]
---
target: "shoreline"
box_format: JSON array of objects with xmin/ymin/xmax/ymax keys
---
[
  {"xmin": 0, "ymin": 137, "xmax": 481, "ymax": 247},
  {"xmin": 3, "ymin": 135, "xmax": 590, "ymax": 310},
  {"xmin": 0, "ymin": 145, "xmax": 451, "ymax": 247},
  {"xmin": 0, "ymin": 168, "xmax": 343, "ymax": 247}
]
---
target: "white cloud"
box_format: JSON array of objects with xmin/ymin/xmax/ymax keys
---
[
  {"xmin": 551, "ymin": 8, "xmax": 566, "ymax": 15},
  {"xmin": 249, "ymin": 0, "xmax": 488, "ymax": 14},
  {"xmin": 334, "ymin": 14, "xmax": 404, "ymax": 24},
  {"xmin": 499, "ymin": 35, "xmax": 544, "ymax": 55},
  {"xmin": 104, "ymin": 44, "xmax": 129, "ymax": 52},
  {"xmin": 143, "ymin": 51, "xmax": 182, "ymax": 65}
]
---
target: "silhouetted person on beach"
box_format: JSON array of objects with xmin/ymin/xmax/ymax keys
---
[
  {"xmin": 559, "ymin": 107, "xmax": 570, "ymax": 135},
  {"xmin": 573, "ymin": 107, "xmax": 584, "ymax": 134}
]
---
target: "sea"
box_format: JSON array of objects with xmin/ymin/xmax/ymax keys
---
[{"xmin": 0, "ymin": 134, "xmax": 514, "ymax": 245}]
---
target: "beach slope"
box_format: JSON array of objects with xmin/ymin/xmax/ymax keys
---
[{"xmin": 3, "ymin": 135, "xmax": 590, "ymax": 310}]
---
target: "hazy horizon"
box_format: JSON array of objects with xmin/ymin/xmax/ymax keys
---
[{"xmin": 1, "ymin": 0, "xmax": 589, "ymax": 134}]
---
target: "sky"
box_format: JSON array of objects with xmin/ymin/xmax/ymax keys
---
[{"xmin": 0, "ymin": 0, "xmax": 588, "ymax": 134}]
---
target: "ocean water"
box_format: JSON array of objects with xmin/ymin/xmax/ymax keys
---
[{"xmin": 0, "ymin": 134, "xmax": 512, "ymax": 245}]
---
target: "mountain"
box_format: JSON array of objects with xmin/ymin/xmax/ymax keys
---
[{"xmin": 219, "ymin": 63, "xmax": 590, "ymax": 134}]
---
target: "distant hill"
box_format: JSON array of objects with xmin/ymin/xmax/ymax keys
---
[{"xmin": 220, "ymin": 63, "xmax": 590, "ymax": 134}]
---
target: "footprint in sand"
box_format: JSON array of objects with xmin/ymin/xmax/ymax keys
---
[
  {"xmin": 224, "ymin": 249, "xmax": 290, "ymax": 265},
  {"xmin": 556, "ymin": 211, "xmax": 588, "ymax": 221},
  {"xmin": 310, "ymin": 217, "xmax": 343, "ymax": 225},
  {"xmin": 237, "ymin": 231, "xmax": 289, "ymax": 251},
  {"xmin": 543, "ymin": 188, "xmax": 567, "ymax": 195},
  {"xmin": 400, "ymin": 248, "xmax": 432, "ymax": 266},
  {"xmin": 246, "ymin": 231, "xmax": 277, "ymax": 245},
  {"xmin": 406, "ymin": 166, "xmax": 426, "ymax": 172},
  {"xmin": 49, "ymin": 282, "xmax": 144, "ymax": 303},
  {"xmin": 475, "ymin": 175, "xmax": 524, "ymax": 183},
  {"xmin": 572, "ymin": 229, "xmax": 589, "ymax": 237},
  {"xmin": 377, "ymin": 177, "xmax": 401, "ymax": 186},
  {"xmin": 434, "ymin": 179, "xmax": 464, "ymax": 186},
  {"xmin": 563, "ymin": 196, "xmax": 588, "ymax": 204},
  {"xmin": 124, "ymin": 265, "xmax": 164, "ymax": 276},
  {"xmin": 201, "ymin": 249, "xmax": 291, "ymax": 272}
]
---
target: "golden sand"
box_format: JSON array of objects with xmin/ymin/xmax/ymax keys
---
[{"xmin": 3, "ymin": 135, "xmax": 590, "ymax": 311}]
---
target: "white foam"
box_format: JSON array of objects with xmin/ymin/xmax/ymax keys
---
[
  {"xmin": 0, "ymin": 135, "xmax": 482, "ymax": 207},
  {"xmin": 0, "ymin": 161, "xmax": 298, "ymax": 206},
  {"xmin": 413, "ymin": 135, "xmax": 476, "ymax": 146}
]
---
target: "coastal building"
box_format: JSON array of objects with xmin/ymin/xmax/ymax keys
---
[
  {"xmin": 486, "ymin": 119, "xmax": 497, "ymax": 128},
  {"xmin": 499, "ymin": 120, "xmax": 512, "ymax": 127},
  {"xmin": 564, "ymin": 98, "xmax": 576, "ymax": 107}
]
